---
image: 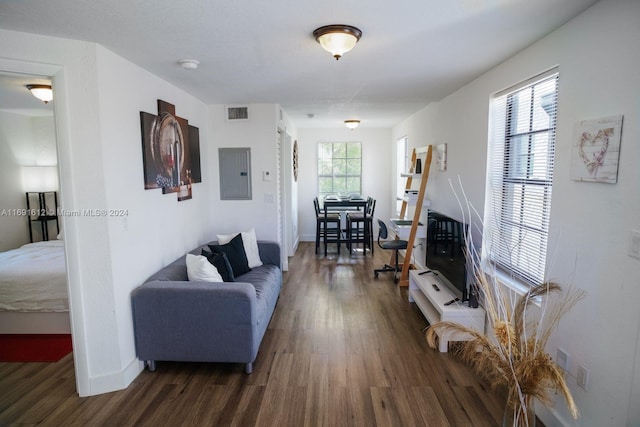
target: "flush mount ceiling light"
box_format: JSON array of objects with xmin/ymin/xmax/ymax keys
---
[
  {"xmin": 26, "ymin": 84, "xmax": 53, "ymax": 104},
  {"xmin": 179, "ymin": 59, "xmax": 200, "ymax": 70},
  {"xmin": 313, "ymin": 24, "xmax": 362, "ymax": 60},
  {"xmin": 345, "ymin": 119, "xmax": 360, "ymax": 130}
]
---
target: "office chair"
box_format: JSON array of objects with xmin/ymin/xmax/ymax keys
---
[{"xmin": 373, "ymin": 219, "xmax": 408, "ymax": 283}]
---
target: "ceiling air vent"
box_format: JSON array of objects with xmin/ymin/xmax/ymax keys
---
[{"xmin": 226, "ymin": 106, "xmax": 249, "ymax": 121}]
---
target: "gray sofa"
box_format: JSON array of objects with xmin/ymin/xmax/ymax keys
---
[{"xmin": 131, "ymin": 240, "xmax": 282, "ymax": 374}]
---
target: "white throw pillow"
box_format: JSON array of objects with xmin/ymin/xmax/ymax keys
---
[
  {"xmin": 216, "ymin": 228, "xmax": 263, "ymax": 268},
  {"xmin": 185, "ymin": 254, "xmax": 223, "ymax": 282}
]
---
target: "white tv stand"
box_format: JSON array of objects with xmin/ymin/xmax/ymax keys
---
[{"xmin": 409, "ymin": 270, "xmax": 485, "ymax": 352}]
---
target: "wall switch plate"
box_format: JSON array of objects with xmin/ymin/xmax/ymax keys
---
[
  {"xmin": 629, "ymin": 230, "xmax": 640, "ymax": 260},
  {"xmin": 556, "ymin": 348, "xmax": 569, "ymax": 372},
  {"xmin": 577, "ymin": 364, "xmax": 589, "ymax": 391}
]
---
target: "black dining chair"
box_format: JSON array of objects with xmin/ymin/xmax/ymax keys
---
[
  {"xmin": 314, "ymin": 197, "xmax": 342, "ymax": 255},
  {"xmin": 373, "ymin": 219, "xmax": 408, "ymax": 283},
  {"xmin": 346, "ymin": 197, "xmax": 375, "ymax": 255}
]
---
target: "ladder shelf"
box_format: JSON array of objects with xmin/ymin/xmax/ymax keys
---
[{"xmin": 392, "ymin": 145, "xmax": 432, "ymax": 287}]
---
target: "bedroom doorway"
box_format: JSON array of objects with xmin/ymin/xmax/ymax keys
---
[{"xmin": 0, "ymin": 71, "xmax": 71, "ymax": 355}]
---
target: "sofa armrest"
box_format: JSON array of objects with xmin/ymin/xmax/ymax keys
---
[
  {"xmin": 257, "ymin": 240, "xmax": 280, "ymax": 267},
  {"xmin": 131, "ymin": 280, "xmax": 258, "ymax": 362}
]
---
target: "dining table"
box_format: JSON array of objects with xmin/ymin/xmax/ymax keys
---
[
  {"xmin": 321, "ymin": 195, "xmax": 369, "ymax": 254},
  {"xmin": 321, "ymin": 195, "xmax": 367, "ymax": 213}
]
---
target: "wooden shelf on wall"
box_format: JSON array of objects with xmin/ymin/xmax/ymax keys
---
[{"xmin": 26, "ymin": 191, "xmax": 59, "ymax": 243}]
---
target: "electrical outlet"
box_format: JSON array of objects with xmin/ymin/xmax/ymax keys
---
[
  {"xmin": 577, "ymin": 364, "xmax": 589, "ymax": 391},
  {"xmin": 556, "ymin": 348, "xmax": 569, "ymax": 372}
]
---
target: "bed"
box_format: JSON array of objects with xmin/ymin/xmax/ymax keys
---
[{"xmin": 0, "ymin": 240, "xmax": 70, "ymax": 334}]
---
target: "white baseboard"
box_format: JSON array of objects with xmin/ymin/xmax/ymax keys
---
[
  {"xmin": 85, "ymin": 357, "xmax": 144, "ymax": 396},
  {"xmin": 536, "ymin": 403, "xmax": 572, "ymax": 427}
]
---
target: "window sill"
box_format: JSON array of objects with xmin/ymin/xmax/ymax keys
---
[{"xmin": 479, "ymin": 263, "xmax": 531, "ymax": 297}]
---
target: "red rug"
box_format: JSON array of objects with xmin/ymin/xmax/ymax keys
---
[{"xmin": 0, "ymin": 334, "xmax": 72, "ymax": 362}]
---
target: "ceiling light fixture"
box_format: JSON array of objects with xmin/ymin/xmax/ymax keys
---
[
  {"xmin": 26, "ymin": 84, "xmax": 53, "ymax": 104},
  {"xmin": 179, "ymin": 59, "xmax": 200, "ymax": 70},
  {"xmin": 345, "ymin": 119, "xmax": 360, "ymax": 130},
  {"xmin": 313, "ymin": 25, "xmax": 362, "ymax": 60}
]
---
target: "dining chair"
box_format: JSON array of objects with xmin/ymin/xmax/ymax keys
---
[
  {"xmin": 346, "ymin": 197, "xmax": 375, "ymax": 255},
  {"xmin": 373, "ymin": 219, "xmax": 408, "ymax": 283},
  {"xmin": 314, "ymin": 197, "xmax": 342, "ymax": 255}
]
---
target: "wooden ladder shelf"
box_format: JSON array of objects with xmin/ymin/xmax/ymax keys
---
[{"xmin": 395, "ymin": 145, "xmax": 432, "ymax": 287}]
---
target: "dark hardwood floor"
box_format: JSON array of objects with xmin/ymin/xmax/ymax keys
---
[{"xmin": 0, "ymin": 242, "xmax": 505, "ymax": 426}]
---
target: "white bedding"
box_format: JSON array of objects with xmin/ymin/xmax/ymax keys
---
[{"xmin": 0, "ymin": 240, "xmax": 68, "ymax": 312}]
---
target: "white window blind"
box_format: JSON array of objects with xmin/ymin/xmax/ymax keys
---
[{"xmin": 486, "ymin": 69, "xmax": 558, "ymax": 286}]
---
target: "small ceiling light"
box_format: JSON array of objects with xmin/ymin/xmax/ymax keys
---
[
  {"xmin": 313, "ymin": 25, "xmax": 362, "ymax": 60},
  {"xmin": 345, "ymin": 119, "xmax": 360, "ymax": 130},
  {"xmin": 179, "ymin": 59, "xmax": 200, "ymax": 70},
  {"xmin": 26, "ymin": 84, "xmax": 53, "ymax": 104}
]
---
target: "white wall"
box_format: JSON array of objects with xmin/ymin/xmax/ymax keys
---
[
  {"xmin": 95, "ymin": 46, "xmax": 214, "ymax": 382},
  {"xmin": 1, "ymin": 29, "xmax": 293, "ymax": 397},
  {"xmin": 393, "ymin": 95, "xmax": 491, "ymax": 269},
  {"xmin": 0, "ymin": 112, "xmax": 57, "ymax": 250},
  {"xmin": 0, "ymin": 30, "xmax": 214, "ymax": 396},
  {"xmin": 0, "ymin": 112, "xmax": 33, "ymax": 250},
  {"xmin": 206, "ymin": 104, "xmax": 281, "ymax": 243},
  {"xmin": 279, "ymin": 110, "xmax": 300, "ymax": 258},
  {"xmin": 392, "ymin": 0, "xmax": 640, "ymax": 425},
  {"xmin": 296, "ymin": 127, "xmax": 392, "ymax": 244}
]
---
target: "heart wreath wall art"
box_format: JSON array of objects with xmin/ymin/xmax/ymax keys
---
[
  {"xmin": 578, "ymin": 128, "xmax": 612, "ymax": 176},
  {"xmin": 570, "ymin": 115, "xmax": 623, "ymax": 184}
]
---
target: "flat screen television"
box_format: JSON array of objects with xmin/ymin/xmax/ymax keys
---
[{"xmin": 425, "ymin": 210, "xmax": 469, "ymax": 303}]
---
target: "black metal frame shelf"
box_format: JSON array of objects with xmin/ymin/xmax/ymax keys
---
[{"xmin": 26, "ymin": 191, "xmax": 59, "ymax": 242}]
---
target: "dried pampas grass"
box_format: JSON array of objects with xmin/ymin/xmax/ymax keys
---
[{"xmin": 425, "ymin": 179, "xmax": 585, "ymax": 426}]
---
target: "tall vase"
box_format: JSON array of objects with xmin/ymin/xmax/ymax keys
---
[
  {"xmin": 415, "ymin": 158, "xmax": 422, "ymax": 174},
  {"xmin": 503, "ymin": 395, "xmax": 535, "ymax": 427}
]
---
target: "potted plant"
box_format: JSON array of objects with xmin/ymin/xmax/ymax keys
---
[{"xmin": 425, "ymin": 187, "xmax": 584, "ymax": 426}]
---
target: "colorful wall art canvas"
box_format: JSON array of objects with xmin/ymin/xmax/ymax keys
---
[
  {"xmin": 570, "ymin": 115, "xmax": 623, "ymax": 184},
  {"xmin": 140, "ymin": 100, "xmax": 201, "ymax": 201}
]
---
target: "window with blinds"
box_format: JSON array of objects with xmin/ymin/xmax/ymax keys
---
[{"xmin": 485, "ymin": 69, "xmax": 558, "ymax": 286}]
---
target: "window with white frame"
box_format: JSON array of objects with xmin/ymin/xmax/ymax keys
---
[
  {"xmin": 396, "ymin": 137, "xmax": 408, "ymax": 214},
  {"xmin": 484, "ymin": 69, "xmax": 558, "ymax": 286},
  {"xmin": 317, "ymin": 142, "xmax": 362, "ymax": 197}
]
